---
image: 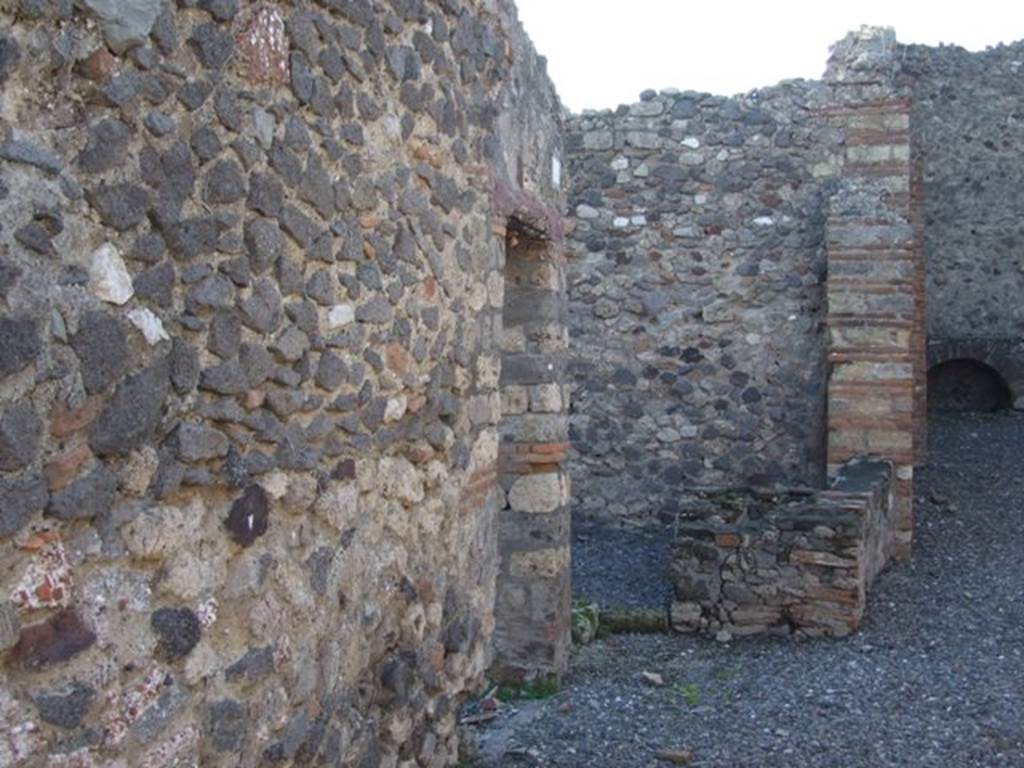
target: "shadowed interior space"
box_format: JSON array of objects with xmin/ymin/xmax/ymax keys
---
[{"xmin": 927, "ymin": 358, "xmax": 1012, "ymax": 412}]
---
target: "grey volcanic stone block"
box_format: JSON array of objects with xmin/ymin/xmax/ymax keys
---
[
  {"xmin": 87, "ymin": 183, "xmax": 150, "ymax": 232},
  {"xmin": 208, "ymin": 699, "xmax": 248, "ymax": 751},
  {"xmin": 72, "ymin": 311, "xmax": 130, "ymax": 394},
  {"xmin": 89, "ymin": 359, "xmax": 170, "ymax": 456},
  {"xmin": 133, "ymin": 261, "xmax": 176, "ymax": 307},
  {"xmin": 176, "ymin": 422, "xmax": 229, "ymax": 462},
  {"xmin": 170, "ymin": 338, "xmax": 200, "ymax": 394},
  {"xmin": 239, "ymin": 278, "xmax": 283, "ymax": 333},
  {"xmin": 0, "ymin": 36, "xmax": 20, "ymax": 86},
  {"xmin": 204, "ymin": 160, "xmax": 246, "ymax": 204},
  {"xmin": 151, "ymin": 607, "xmax": 201, "ymax": 659},
  {"xmin": 77, "ymin": 119, "xmax": 131, "ymax": 174},
  {"xmin": 0, "ymin": 403, "xmax": 42, "ymax": 471},
  {"xmin": 189, "ymin": 23, "xmax": 235, "ymax": 70},
  {"xmin": 0, "ymin": 474, "xmax": 48, "ymax": 536},
  {"xmin": 0, "ymin": 139, "xmax": 62, "ymax": 175},
  {"xmin": 225, "ymin": 646, "xmax": 273, "ymax": 682},
  {"xmin": 0, "ymin": 317, "xmax": 41, "ymax": 379},
  {"xmin": 81, "ymin": 0, "xmax": 162, "ymax": 52},
  {"xmin": 47, "ymin": 464, "xmax": 119, "ymax": 521},
  {"xmin": 33, "ymin": 681, "xmax": 96, "ymax": 728},
  {"xmin": 200, "ymin": 361, "xmax": 249, "ymax": 395},
  {"xmin": 244, "ymin": 218, "xmax": 285, "ymax": 274}
]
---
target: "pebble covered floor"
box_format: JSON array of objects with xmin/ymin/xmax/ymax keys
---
[
  {"xmin": 572, "ymin": 522, "xmax": 673, "ymax": 611},
  {"xmin": 473, "ymin": 412, "xmax": 1024, "ymax": 767}
]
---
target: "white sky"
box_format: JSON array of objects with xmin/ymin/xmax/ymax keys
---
[{"xmin": 514, "ymin": 0, "xmax": 1024, "ymax": 112}]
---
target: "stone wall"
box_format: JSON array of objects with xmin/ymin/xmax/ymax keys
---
[
  {"xmin": 0, "ymin": 0, "xmax": 564, "ymax": 764},
  {"xmin": 494, "ymin": 224, "xmax": 570, "ymax": 683},
  {"xmin": 670, "ymin": 457, "xmax": 893, "ymax": 638},
  {"xmin": 821, "ymin": 30, "xmax": 924, "ymax": 557},
  {"xmin": 563, "ymin": 27, "xmax": 928, "ymax": 527},
  {"xmin": 565, "ymin": 83, "xmax": 841, "ymax": 523},
  {"xmin": 824, "ymin": 180, "xmax": 918, "ymax": 558},
  {"xmin": 899, "ymin": 41, "xmax": 1024, "ymax": 345}
]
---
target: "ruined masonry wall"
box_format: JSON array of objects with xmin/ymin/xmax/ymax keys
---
[
  {"xmin": 494, "ymin": 232, "xmax": 570, "ymax": 683},
  {"xmin": 671, "ymin": 458, "xmax": 894, "ymax": 638},
  {"xmin": 666, "ymin": 67, "xmax": 920, "ymax": 628},
  {"xmin": 899, "ymin": 41, "xmax": 1024, "ymax": 405},
  {"xmin": 0, "ymin": 0, "xmax": 564, "ymax": 764},
  {"xmin": 565, "ymin": 84, "xmax": 843, "ymax": 523},
  {"xmin": 899, "ymin": 41, "xmax": 1024, "ymax": 342}
]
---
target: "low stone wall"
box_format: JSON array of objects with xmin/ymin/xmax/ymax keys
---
[{"xmin": 670, "ymin": 458, "xmax": 893, "ymax": 638}]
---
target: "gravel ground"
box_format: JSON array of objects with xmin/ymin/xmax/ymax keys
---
[
  {"xmin": 572, "ymin": 523, "xmax": 673, "ymax": 609},
  {"xmin": 471, "ymin": 412, "xmax": 1024, "ymax": 767}
]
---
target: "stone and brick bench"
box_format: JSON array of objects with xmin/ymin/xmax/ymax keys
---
[{"xmin": 670, "ymin": 458, "xmax": 893, "ymax": 638}]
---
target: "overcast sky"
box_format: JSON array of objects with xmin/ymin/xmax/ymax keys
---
[{"xmin": 514, "ymin": 1, "xmax": 1024, "ymax": 112}]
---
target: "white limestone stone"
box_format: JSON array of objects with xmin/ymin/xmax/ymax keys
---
[
  {"xmin": 328, "ymin": 304, "xmax": 355, "ymax": 328},
  {"xmin": 508, "ymin": 472, "xmax": 568, "ymax": 514},
  {"xmin": 127, "ymin": 308, "xmax": 170, "ymax": 345},
  {"xmin": 89, "ymin": 243, "xmax": 134, "ymax": 305},
  {"xmin": 384, "ymin": 395, "xmax": 408, "ymax": 423}
]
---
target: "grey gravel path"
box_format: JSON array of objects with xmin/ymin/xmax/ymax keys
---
[
  {"xmin": 472, "ymin": 412, "xmax": 1024, "ymax": 767},
  {"xmin": 572, "ymin": 523, "xmax": 673, "ymax": 609}
]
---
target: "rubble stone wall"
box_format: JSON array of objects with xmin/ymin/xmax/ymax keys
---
[
  {"xmin": 670, "ymin": 458, "xmax": 893, "ymax": 638},
  {"xmin": 0, "ymin": 0, "xmax": 564, "ymax": 764},
  {"xmin": 899, "ymin": 41, "xmax": 1024, "ymax": 345},
  {"xmin": 564, "ymin": 27, "xmax": 925, "ymax": 534},
  {"xmin": 564, "ymin": 84, "xmax": 841, "ymax": 523}
]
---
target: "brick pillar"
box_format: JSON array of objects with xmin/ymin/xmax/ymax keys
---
[
  {"xmin": 825, "ymin": 188, "xmax": 916, "ymax": 560},
  {"xmin": 822, "ymin": 28, "xmax": 922, "ymax": 560},
  {"xmin": 491, "ymin": 224, "xmax": 571, "ymax": 684}
]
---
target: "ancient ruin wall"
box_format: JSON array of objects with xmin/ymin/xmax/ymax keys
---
[
  {"xmin": 898, "ymin": 41, "xmax": 1024, "ymax": 404},
  {"xmin": 899, "ymin": 41, "xmax": 1024, "ymax": 343},
  {"xmin": 0, "ymin": 0, "xmax": 564, "ymax": 764},
  {"xmin": 671, "ymin": 457, "xmax": 894, "ymax": 638},
  {"xmin": 565, "ymin": 84, "xmax": 843, "ymax": 523}
]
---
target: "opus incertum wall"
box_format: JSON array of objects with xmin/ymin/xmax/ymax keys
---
[
  {"xmin": 565, "ymin": 82, "xmax": 836, "ymax": 525},
  {"xmin": 0, "ymin": 0, "xmax": 565, "ymax": 764},
  {"xmin": 899, "ymin": 40, "xmax": 1024, "ymax": 406},
  {"xmin": 567, "ymin": 27, "xmax": 925, "ymax": 636},
  {"xmin": 565, "ymin": 27, "xmax": 925, "ymax": 534}
]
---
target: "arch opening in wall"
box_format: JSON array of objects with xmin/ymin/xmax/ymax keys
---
[{"xmin": 926, "ymin": 358, "xmax": 1012, "ymax": 412}]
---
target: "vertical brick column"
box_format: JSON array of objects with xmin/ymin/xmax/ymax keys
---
[
  {"xmin": 492, "ymin": 222, "xmax": 571, "ymax": 684},
  {"xmin": 825, "ymin": 187, "xmax": 917, "ymax": 560},
  {"xmin": 822, "ymin": 29, "xmax": 923, "ymax": 559}
]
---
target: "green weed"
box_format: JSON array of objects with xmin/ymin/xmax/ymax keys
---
[{"xmin": 673, "ymin": 682, "xmax": 701, "ymax": 707}]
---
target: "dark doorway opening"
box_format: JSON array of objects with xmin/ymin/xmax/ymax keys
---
[{"xmin": 927, "ymin": 358, "xmax": 1012, "ymax": 412}]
